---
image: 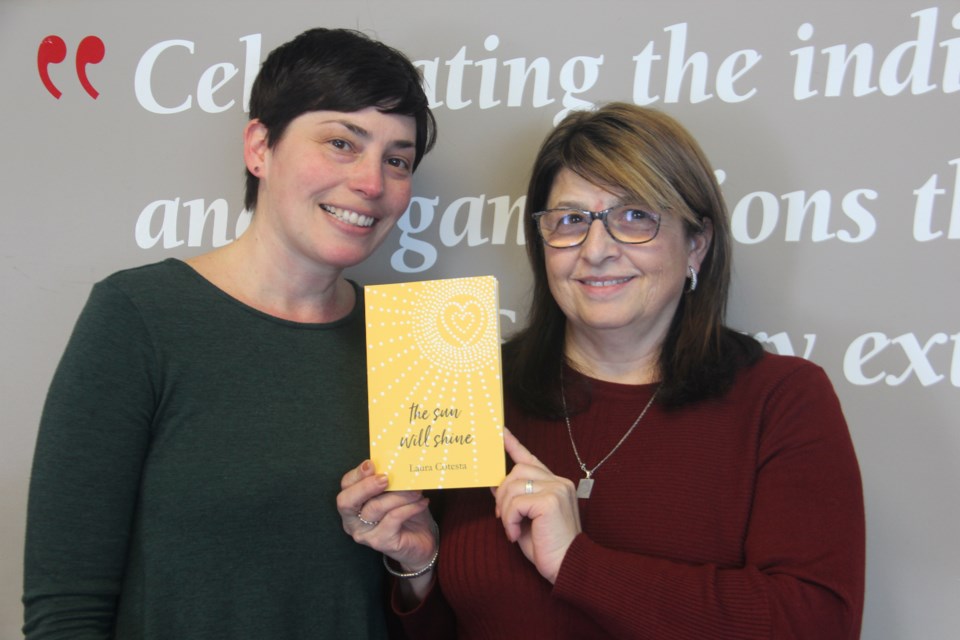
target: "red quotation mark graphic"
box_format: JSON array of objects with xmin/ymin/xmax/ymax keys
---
[{"xmin": 38, "ymin": 35, "xmax": 105, "ymax": 99}]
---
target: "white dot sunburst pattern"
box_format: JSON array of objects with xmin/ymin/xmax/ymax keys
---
[{"xmin": 366, "ymin": 277, "xmax": 504, "ymax": 490}]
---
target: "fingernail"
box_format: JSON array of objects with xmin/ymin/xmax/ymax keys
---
[{"xmin": 361, "ymin": 460, "xmax": 371, "ymax": 473}]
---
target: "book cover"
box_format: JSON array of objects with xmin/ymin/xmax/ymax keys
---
[{"xmin": 364, "ymin": 276, "xmax": 506, "ymax": 490}]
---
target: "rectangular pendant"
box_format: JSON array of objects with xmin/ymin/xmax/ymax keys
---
[{"xmin": 576, "ymin": 477, "xmax": 594, "ymax": 499}]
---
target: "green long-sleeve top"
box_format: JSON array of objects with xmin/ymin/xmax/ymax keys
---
[{"xmin": 23, "ymin": 259, "xmax": 389, "ymax": 639}]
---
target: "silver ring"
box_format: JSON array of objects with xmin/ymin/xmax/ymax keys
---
[
  {"xmin": 357, "ymin": 512, "xmax": 379, "ymax": 527},
  {"xmin": 524, "ymin": 479, "xmax": 534, "ymax": 495}
]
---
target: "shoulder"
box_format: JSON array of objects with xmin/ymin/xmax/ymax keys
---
[
  {"xmin": 77, "ymin": 260, "xmax": 177, "ymax": 318},
  {"xmin": 93, "ymin": 258, "xmax": 224, "ymax": 314},
  {"xmin": 731, "ymin": 352, "xmax": 847, "ymax": 432},
  {"xmin": 708, "ymin": 351, "xmax": 843, "ymax": 420},
  {"xmin": 98, "ymin": 258, "xmax": 192, "ymax": 295},
  {"xmin": 77, "ymin": 260, "xmax": 214, "ymax": 339},
  {"xmin": 734, "ymin": 350, "xmax": 832, "ymax": 389}
]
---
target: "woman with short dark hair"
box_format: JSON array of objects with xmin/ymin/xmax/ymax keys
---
[{"xmin": 24, "ymin": 27, "xmax": 436, "ymax": 640}]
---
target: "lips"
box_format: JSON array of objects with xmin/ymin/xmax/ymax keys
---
[
  {"xmin": 580, "ymin": 276, "xmax": 632, "ymax": 287},
  {"xmin": 321, "ymin": 204, "xmax": 375, "ymax": 228}
]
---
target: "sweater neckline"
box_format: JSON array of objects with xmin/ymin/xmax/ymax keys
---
[
  {"xmin": 563, "ymin": 363, "xmax": 660, "ymax": 400},
  {"xmin": 165, "ymin": 258, "xmax": 363, "ymax": 330}
]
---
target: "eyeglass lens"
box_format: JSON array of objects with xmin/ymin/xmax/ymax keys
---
[{"xmin": 537, "ymin": 206, "xmax": 660, "ymax": 247}]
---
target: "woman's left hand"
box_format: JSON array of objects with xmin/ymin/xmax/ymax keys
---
[
  {"xmin": 336, "ymin": 460, "xmax": 437, "ymax": 572},
  {"xmin": 494, "ymin": 429, "xmax": 582, "ymax": 584}
]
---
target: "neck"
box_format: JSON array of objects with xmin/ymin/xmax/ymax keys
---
[
  {"xmin": 186, "ymin": 228, "xmax": 353, "ymax": 323},
  {"xmin": 563, "ymin": 325, "xmax": 662, "ymax": 385}
]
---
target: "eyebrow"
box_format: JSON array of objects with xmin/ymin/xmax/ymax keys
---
[
  {"xmin": 550, "ymin": 198, "xmax": 630, "ymax": 210},
  {"xmin": 323, "ymin": 118, "xmax": 416, "ymax": 151}
]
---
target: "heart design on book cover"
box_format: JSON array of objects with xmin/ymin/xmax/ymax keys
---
[{"xmin": 439, "ymin": 298, "xmax": 485, "ymax": 347}]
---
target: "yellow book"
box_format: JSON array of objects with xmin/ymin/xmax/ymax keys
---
[{"xmin": 365, "ymin": 276, "xmax": 506, "ymax": 490}]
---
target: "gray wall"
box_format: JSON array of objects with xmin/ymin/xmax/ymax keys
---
[{"xmin": 3, "ymin": 1, "xmax": 958, "ymax": 637}]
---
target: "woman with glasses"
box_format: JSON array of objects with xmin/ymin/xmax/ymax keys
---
[{"xmin": 341, "ymin": 103, "xmax": 864, "ymax": 639}]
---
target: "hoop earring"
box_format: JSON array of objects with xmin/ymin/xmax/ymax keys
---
[{"xmin": 687, "ymin": 266, "xmax": 698, "ymax": 292}]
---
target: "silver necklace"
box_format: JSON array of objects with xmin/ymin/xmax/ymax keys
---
[{"xmin": 560, "ymin": 369, "xmax": 660, "ymax": 499}]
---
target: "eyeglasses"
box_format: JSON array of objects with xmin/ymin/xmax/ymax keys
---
[{"xmin": 532, "ymin": 205, "xmax": 662, "ymax": 248}]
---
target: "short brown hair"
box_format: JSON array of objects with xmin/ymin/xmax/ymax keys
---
[{"xmin": 244, "ymin": 28, "xmax": 436, "ymax": 212}]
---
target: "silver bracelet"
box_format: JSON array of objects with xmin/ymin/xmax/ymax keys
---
[{"xmin": 382, "ymin": 524, "xmax": 439, "ymax": 579}]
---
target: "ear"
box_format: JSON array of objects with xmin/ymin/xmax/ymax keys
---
[
  {"xmin": 243, "ymin": 119, "xmax": 269, "ymax": 176},
  {"xmin": 689, "ymin": 217, "xmax": 713, "ymax": 271}
]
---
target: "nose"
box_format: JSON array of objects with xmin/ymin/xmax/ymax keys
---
[
  {"xmin": 349, "ymin": 154, "xmax": 385, "ymax": 199},
  {"xmin": 578, "ymin": 219, "xmax": 619, "ymax": 263}
]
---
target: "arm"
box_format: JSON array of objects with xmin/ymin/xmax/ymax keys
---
[
  {"xmin": 336, "ymin": 465, "xmax": 458, "ymax": 638},
  {"xmin": 336, "ymin": 462, "xmax": 440, "ymax": 609},
  {"xmin": 391, "ymin": 573, "xmax": 457, "ymax": 640},
  {"xmin": 390, "ymin": 490, "xmax": 458, "ymax": 640},
  {"xmin": 23, "ymin": 281, "xmax": 156, "ymax": 639}
]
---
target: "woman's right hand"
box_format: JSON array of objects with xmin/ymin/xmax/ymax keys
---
[{"xmin": 337, "ymin": 460, "xmax": 438, "ymax": 576}]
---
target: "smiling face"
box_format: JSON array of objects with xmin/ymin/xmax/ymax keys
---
[
  {"xmin": 544, "ymin": 168, "xmax": 711, "ymax": 351},
  {"xmin": 245, "ymin": 106, "xmax": 417, "ymax": 271}
]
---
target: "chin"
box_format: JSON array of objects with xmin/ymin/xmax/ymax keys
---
[{"xmin": 309, "ymin": 244, "xmax": 368, "ymax": 268}]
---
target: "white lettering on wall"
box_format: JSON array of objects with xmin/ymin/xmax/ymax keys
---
[
  {"xmin": 135, "ymin": 40, "xmax": 193, "ymax": 114},
  {"xmin": 844, "ymin": 331, "xmax": 960, "ymax": 387},
  {"xmin": 392, "ymin": 197, "xmax": 439, "ymax": 273},
  {"xmin": 130, "ymin": 8, "xmax": 959, "ymax": 119},
  {"xmin": 439, "ymin": 196, "xmax": 489, "ymax": 247},
  {"xmin": 632, "ymin": 22, "xmax": 761, "ymax": 105},
  {"xmin": 392, "ymin": 194, "xmax": 527, "ymax": 273},
  {"xmin": 730, "ymin": 187, "xmax": 878, "ymax": 244},
  {"xmin": 913, "ymin": 158, "xmax": 960, "ymax": 241},
  {"xmin": 135, "ymin": 34, "xmax": 261, "ymax": 114},
  {"xmin": 415, "ymin": 36, "xmax": 603, "ymax": 124},
  {"xmin": 558, "ymin": 54, "xmax": 605, "ymax": 124},
  {"xmin": 754, "ymin": 332, "xmax": 817, "ymax": 360},
  {"xmin": 791, "ymin": 7, "xmax": 960, "ymax": 99},
  {"xmin": 135, "ymin": 198, "xmax": 249, "ymax": 248}
]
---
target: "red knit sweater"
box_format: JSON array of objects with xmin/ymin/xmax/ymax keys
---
[{"xmin": 396, "ymin": 353, "xmax": 865, "ymax": 639}]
